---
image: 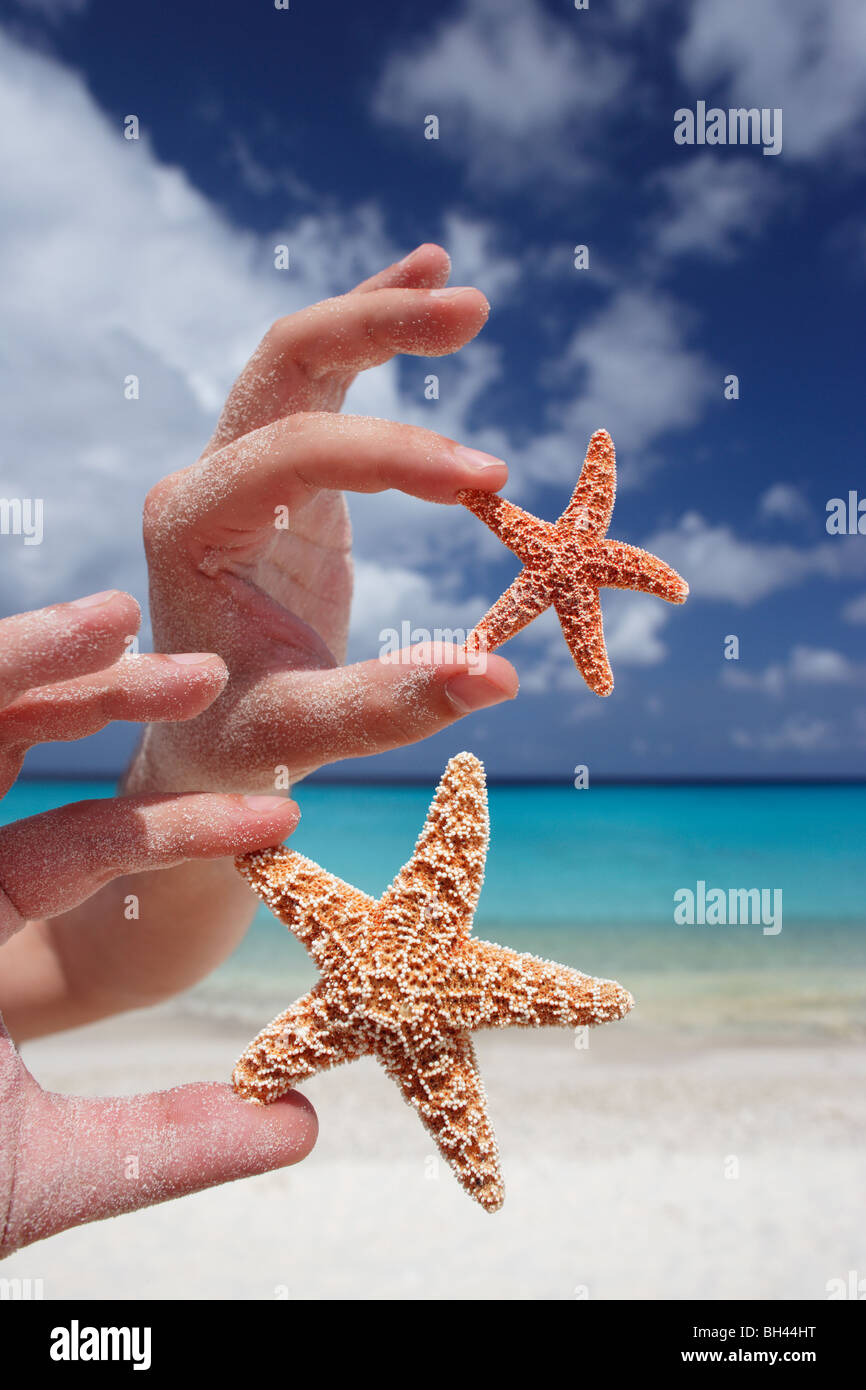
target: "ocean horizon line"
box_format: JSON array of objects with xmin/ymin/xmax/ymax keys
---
[{"xmin": 14, "ymin": 773, "xmax": 866, "ymax": 788}]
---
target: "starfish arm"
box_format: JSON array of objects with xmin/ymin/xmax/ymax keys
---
[
  {"xmin": 555, "ymin": 428, "xmax": 617, "ymax": 540},
  {"xmin": 233, "ymin": 987, "xmax": 365, "ymax": 1102},
  {"xmin": 377, "ymin": 1028, "xmax": 504, "ymax": 1212},
  {"xmin": 236, "ymin": 847, "xmax": 377, "ymax": 976},
  {"xmin": 458, "ymin": 488, "xmax": 551, "ymax": 564},
  {"xmin": 553, "ymin": 590, "xmax": 614, "ymax": 696},
  {"xmin": 381, "ymin": 751, "xmax": 488, "ymax": 943},
  {"xmin": 466, "ymin": 568, "xmax": 553, "ymax": 657},
  {"xmin": 588, "ymin": 540, "xmax": 689, "ymax": 603},
  {"xmin": 466, "ymin": 940, "xmax": 633, "ymax": 1031}
]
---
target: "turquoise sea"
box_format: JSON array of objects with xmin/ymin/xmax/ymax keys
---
[{"xmin": 4, "ymin": 780, "xmax": 865, "ymax": 1040}]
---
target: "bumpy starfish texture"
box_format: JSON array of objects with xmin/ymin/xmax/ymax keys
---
[
  {"xmin": 233, "ymin": 752, "xmax": 633, "ymax": 1212},
  {"xmin": 459, "ymin": 429, "xmax": 689, "ymax": 695}
]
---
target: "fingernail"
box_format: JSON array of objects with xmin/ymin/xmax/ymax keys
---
[
  {"xmin": 399, "ymin": 245, "xmax": 422, "ymax": 265},
  {"xmin": 445, "ymin": 673, "xmax": 511, "ymax": 715},
  {"xmin": 428, "ymin": 286, "xmax": 474, "ymax": 298},
  {"xmin": 69, "ymin": 589, "xmax": 120, "ymax": 609},
  {"xmin": 453, "ymin": 445, "xmax": 506, "ymax": 472},
  {"xmin": 167, "ymin": 652, "xmax": 218, "ymax": 665},
  {"xmin": 241, "ymin": 794, "xmax": 292, "ymax": 812}
]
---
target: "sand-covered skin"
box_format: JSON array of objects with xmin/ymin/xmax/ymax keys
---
[
  {"xmin": 135, "ymin": 257, "xmax": 512, "ymax": 795},
  {"xmin": 8, "ymin": 1009, "xmax": 865, "ymax": 1300}
]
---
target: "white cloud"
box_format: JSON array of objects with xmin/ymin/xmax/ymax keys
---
[
  {"xmin": 604, "ymin": 595, "xmax": 673, "ymax": 666},
  {"xmin": 731, "ymin": 714, "xmax": 836, "ymax": 752},
  {"xmin": 759, "ymin": 483, "xmax": 810, "ymax": 522},
  {"xmin": 550, "ymin": 289, "xmax": 715, "ymax": 469},
  {"xmin": 0, "ymin": 26, "xmax": 379, "ymax": 616},
  {"xmin": 0, "ymin": 29, "xmax": 514, "ymax": 654},
  {"xmin": 439, "ymin": 211, "xmax": 521, "ymax": 303},
  {"xmin": 504, "ymin": 641, "xmax": 569, "ymax": 697},
  {"xmin": 224, "ymin": 132, "xmax": 315, "ymax": 204},
  {"xmin": 648, "ymin": 158, "xmax": 782, "ymax": 262},
  {"xmin": 789, "ymin": 645, "xmax": 852, "ymax": 683},
  {"xmin": 373, "ymin": 0, "xmax": 629, "ymax": 190},
  {"xmin": 346, "ymin": 560, "xmax": 490, "ymax": 662},
  {"xmin": 724, "ymin": 645, "xmax": 853, "ymax": 696},
  {"xmin": 677, "ymin": 0, "xmax": 866, "ymax": 161},
  {"xmin": 648, "ymin": 512, "xmax": 866, "ymax": 604},
  {"xmin": 842, "ymin": 592, "xmax": 866, "ymax": 623},
  {"xmin": 724, "ymin": 663, "xmax": 786, "ymax": 698}
]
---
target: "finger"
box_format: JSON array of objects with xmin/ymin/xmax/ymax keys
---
[
  {"xmin": 0, "ymin": 792, "xmax": 300, "ymax": 933},
  {"xmin": 153, "ymin": 413, "xmax": 508, "ymax": 545},
  {"xmin": 3, "ymin": 1083, "xmax": 317, "ymax": 1255},
  {"xmin": 265, "ymin": 285, "xmax": 489, "ymax": 374},
  {"xmin": 0, "ymin": 591, "xmax": 141, "ymax": 709},
  {"xmin": 207, "ymin": 285, "xmax": 489, "ymax": 451},
  {"xmin": 241, "ymin": 646, "xmax": 519, "ymax": 779},
  {"xmin": 348, "ymin": 242, "xmax": 452, "ymax": 295},
  {"xmin": 0, "ymin": 653, "xmax": 227, "ymax": 756}
]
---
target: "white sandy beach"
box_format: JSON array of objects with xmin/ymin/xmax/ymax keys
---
[{"xmin": 3, "ymin": 1005, "xmax": 864, "ymax": 1300}]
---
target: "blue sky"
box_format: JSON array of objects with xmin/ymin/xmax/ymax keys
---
[{"xmin": 1, "ymin": 0, "xmax": 865, "ymax": 780}]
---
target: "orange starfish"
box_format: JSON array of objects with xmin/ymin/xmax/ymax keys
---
[
  {"xmin": 459, "ymin": 428, "xmax": 689, "ymax": 695},
  {"xmin": 233, "ymin": 752, "xmax": 633, "ymax": 1211}
]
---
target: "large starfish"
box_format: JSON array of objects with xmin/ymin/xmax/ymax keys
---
[
  {"xmin": 459, "ymin": 428, "xmax": 689, "ymax": 695},
  {"xmin": 233, "ymin": 752, "xmax": 633, "ymax": 1212}
]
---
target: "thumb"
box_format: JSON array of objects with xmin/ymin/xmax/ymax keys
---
[
  {"xmin": 270, "ymin": 645, "xmax": 519, "ymax": 776},
  {"xmin": 2, "ymin": 1079, "xmax": 317, "ymax": 1255}
]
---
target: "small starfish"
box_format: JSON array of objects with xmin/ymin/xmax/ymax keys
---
[
  {"xmin": 459, "ymin": 429, "xmax": 689, "ymax": 695},
  {"xmin": 233, "ymin": 752, "xmax": 633, "ymax": 1212}
]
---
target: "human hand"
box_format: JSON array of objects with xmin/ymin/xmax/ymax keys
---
[
  {"xmin": 0, "ymin": 790, "xmax": 315, "ymax": 1258},
  {"xmin": 0, "ymin": 590, "xmax": 315, "ymax": 1254},
  {"xmin": 0, "ymin": 589, "xmax": 300, "ymax": 1035},
  {"xmin": 133, "ymin": 243, "xmax": 518, "ymax": 792}
]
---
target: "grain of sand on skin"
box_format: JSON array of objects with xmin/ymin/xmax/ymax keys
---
[
  {"xmin": 142, "ymin": 397, "xmax": 498, "ymax": 791},
  {"xmin": 10, "ymin": 1011, "xmax": 865, "ymax": 1299}
]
